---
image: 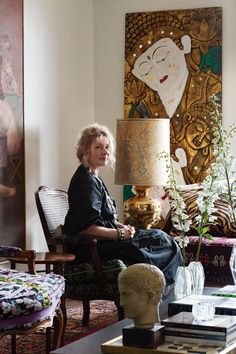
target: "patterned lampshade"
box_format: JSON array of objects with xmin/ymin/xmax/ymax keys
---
[{"xmin": 115, "ymin": 118, "xmax": 170, "ymax": 186}]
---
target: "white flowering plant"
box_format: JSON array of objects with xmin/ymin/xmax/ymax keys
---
[
  {"xmin": 157, "ymin": 94, "xmax": 236, "ymax": 264},
  {"xmin": 157, "ymin": 152, "xmax": 191, "ymax": 265},
  {"xmin": 194, "ymin": 166, "xmax": 219, "ymax": 261},
  {"xmin": 194, "ymin": 94, "xmax": 236, "ymax": 261},
  {"xmin": 210, "ymin": 94, "xmax": 236, "ymax": 228}
]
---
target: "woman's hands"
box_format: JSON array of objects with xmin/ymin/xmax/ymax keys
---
[{"xmin": 118, "ymin": 224, "xmax": 135, "ymax": 240}]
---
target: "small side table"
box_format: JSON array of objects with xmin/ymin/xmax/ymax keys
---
[{"xmin": 8, "ymin": 252, "xmax": 75, "ymax": 345}]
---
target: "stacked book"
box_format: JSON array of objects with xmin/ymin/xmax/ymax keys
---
[
  {"xmin": 211, "ymin": 285, "xmax": 236, "ymax": 298},
  {"xmin": 168, "ymin": 294, "xmax": 236, "ymax": 317},
  {"xmin": 161, "ymin": 312, "xmax": 236, "ymax": 346}
]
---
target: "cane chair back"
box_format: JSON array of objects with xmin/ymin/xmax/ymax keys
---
[{"xmin": 35, "ymin": 186, "xmax": 69, "ymax": 251}]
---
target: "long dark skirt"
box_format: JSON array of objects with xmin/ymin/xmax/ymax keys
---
[
  {"xmin": 98, "ymin": 229, "xmax": 182, "ymax": 285},
  {"xmin": 65, "ymin": 229, "xmax": 182, "ymax": 286}
]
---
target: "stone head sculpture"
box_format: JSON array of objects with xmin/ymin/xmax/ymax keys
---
[{"xmin": 118, "ymin": 263, "xmax": 165, "ymax": 330}]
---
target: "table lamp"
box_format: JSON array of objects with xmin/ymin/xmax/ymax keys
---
[{"xmin": 115, "ymin": 118, "xmax": 170, "ymax": 229}]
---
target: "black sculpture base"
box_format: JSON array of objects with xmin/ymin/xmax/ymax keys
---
[{"xmin": 122, "ymin": 324, "xmax": 165, "ymax": 349}]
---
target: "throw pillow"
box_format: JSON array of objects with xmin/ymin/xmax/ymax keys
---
[{"xmin": 164, "ymin": 183, "xmax": 236, "ymax": 238}]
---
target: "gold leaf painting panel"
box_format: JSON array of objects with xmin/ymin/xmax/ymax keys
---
[{"xmin": 124, "ymin": 7, "xmax": 222, "ymax": 184}]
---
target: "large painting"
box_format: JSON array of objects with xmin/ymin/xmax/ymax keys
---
[
  {"xmin": 0, "ymin": 0, "xmax": 24, "ymax": 248},
  {"xmin": 124, "ymin": 7, "xmax": 222, "ymax": 185}
]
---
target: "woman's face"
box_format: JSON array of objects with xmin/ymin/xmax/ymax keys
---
[
  {"xmin": 132, "ymin": 37, "xmax": 188, "ymax": 93},
  {"xmin": 86, "ymin": 135, "xmax": 110, "ymax": 170}
]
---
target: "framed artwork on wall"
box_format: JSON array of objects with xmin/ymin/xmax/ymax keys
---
[
  {"xmin": 0, "ymin": 0, "xmax": 25, "ymax": 248},
  {"xmin": 124, "ymin": 7, "xmax": 222, "ymax": 185}
]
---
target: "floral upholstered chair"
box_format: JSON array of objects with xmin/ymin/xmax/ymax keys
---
[{"xmin": 0, "ymin": 246, "xmax": 65, "ymax": 354}]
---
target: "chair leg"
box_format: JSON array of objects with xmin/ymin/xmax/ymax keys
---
[
  {"xmin": 60, "ymin": 294, "xmax": 67, "ymax": 345},
  {"xmin": 82, "ymin": 299, "xmax": 90, "ymax": 326},
  {"xmin": 11, "ymin": 334, "xmax": 17, "ymax": 354},
  {"xmin": 52, "ymin": 308, "xmax": 64, "ymax": 350},
  {"xmin": 114, "ymin": 300, "xmax": 125, "ymax": 321},
  {"xmin": 46, "ymin": 327, "xmax": 51, "ymax": 354}
]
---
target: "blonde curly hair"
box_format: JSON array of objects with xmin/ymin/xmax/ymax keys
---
[{"xmin": 75, "ymin": 123, "xmax": 115, "ymax": 169}]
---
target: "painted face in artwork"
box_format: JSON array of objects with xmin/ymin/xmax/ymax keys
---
[
  {"xmin": 132, "ymin": 36, "xmax": 190, "ymax": 92},
  {"xmin": 186, "ymin": 118, "xmax": 213, "ymax": 150},
  {"xmin": 132, "ymin": 35, "xmax": 191, "ymax": 118}
]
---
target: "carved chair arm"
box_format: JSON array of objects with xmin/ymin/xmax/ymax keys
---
[
  {"xmin": 77, "ymin": 238, "xmax": 106, "ymax": 288},
  {"xmin": 7, "ymin": 250, "xmax": 37, "ymax": 275},
  {"xmin": 55, "ymin": 234, "xmax": 107, "ymax": 288}
]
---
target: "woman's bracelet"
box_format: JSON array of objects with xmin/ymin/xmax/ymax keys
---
[{"xmin": 117, "ymin": 227, "xmax": 125, "ymax": 240}]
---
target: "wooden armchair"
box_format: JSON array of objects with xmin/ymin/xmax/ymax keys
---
[
  {"xmin": 35, "ymin": 185, "xmax": 126, "ymax": 326},
  {"xmin": 0, "ymin": 246, "xmax": 65, "ymax": 354}
]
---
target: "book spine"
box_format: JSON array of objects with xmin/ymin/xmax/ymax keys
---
[
  {"xmin": 168, "ymin": 303, "xmax": 192, "ymax": 316},
  {"xmin": 164, "ymin": 329, "xmax": 226, "ymax": 341},
  {"xmin": 168, "ymin": 303, "xmax": 236, "ymax": 317},
  {"xmin": 211, "ymin": 292, "xmax": 236, "ymax": 298},
  {"xmin": 162, "ymin": 322, "xmax": 228, "ymax": 332},
  {"xmin": 164, "ymin": 327, "xmax": 226, "ymax": 338},
  {"xmin": 164, "ymin": 334, "xmax": 227, "ymax": 347},
  {"xmin": 216, "ymin": 308, "xmax": 236, "ymax": 316}
]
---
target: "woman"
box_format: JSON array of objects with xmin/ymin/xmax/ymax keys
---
[{"xmin": 64, "ymin": 123, "xmax": 182, "ymax": 285}]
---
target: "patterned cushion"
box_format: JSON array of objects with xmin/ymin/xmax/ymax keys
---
[
  {"xmin": 0, "ymin": 269, "xmax": 65, "ymax": 319},
  {"xmin": 184, "ymin": 236, "xmax": 236, "ymax": 285},
  {"xmin": 64, "ymin": 259, "xmax": 127, "ymax": 298},
  {"xmin": 164, "ymin": 183, "xmax": 236, "ymax": 238},
  {"xmin": 54, "ymin": 233, "xmax": 127, "ymax": 298}
]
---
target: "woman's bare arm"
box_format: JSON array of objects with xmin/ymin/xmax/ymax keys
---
[{"xmin": 80, "ymin": 224, "xmax": 135, "ymax": 241}]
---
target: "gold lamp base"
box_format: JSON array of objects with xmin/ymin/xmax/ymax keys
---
[{"xmin": 124, "ymin": 186, "xmax": 162, "ymax": 229}]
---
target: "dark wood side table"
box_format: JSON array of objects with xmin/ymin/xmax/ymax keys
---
[
  {"xmin": 8, "ymin": 252, "xmax": 75, "ymax": 346},
  {"xmin": 8, "ymin": 252, "xmax": 75, "ymax": 275}
]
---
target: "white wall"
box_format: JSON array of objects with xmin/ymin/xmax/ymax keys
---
[
  {"xmin": 24, "ymin": 0, "xmax": 236, "ymax": 251},
  {"xmin": 24, "ymin": 0, "xmax": 94, "ymax": 250}
]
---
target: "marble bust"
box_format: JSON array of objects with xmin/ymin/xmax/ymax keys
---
[{"xmin": 118, "ymin": 263, "xmax": 165, "ymax": 330}]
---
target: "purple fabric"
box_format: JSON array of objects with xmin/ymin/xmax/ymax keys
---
[
  {"xmin": 187, "ymin": 236, "xmax": 236, "ymax": 246},
  {"xmin": 0, "ymin": 301, "xmax": 60, "ymax": 330},
  {"xmin": 0, "ymin": 246, "xmax": 21, "ymax": 257}
]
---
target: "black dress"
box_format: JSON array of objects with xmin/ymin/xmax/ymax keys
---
[{"xmin": 64, "ymin": 164, "xmax": 182, "ymax": 285}]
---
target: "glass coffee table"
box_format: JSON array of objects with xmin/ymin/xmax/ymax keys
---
[
  {"xmin": 50, "ymin": 287, "xmax": 236, "ymax": 354},
  {"xmin": 50, "ymin": 316, "xmax": 236, "ymax": 354}
]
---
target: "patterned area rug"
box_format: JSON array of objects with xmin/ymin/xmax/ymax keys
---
[{"xmin": 1, "ymin": 299, "xmax": 118, "ymax": 354}]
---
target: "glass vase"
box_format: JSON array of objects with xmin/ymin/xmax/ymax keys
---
[
  {"xmin": 230, "ymin": 243, "xmax": 236, "ymax": 284},
  {"xmin": 188, "ymin": 261, "xmax": 205, "ymax": 295},
  {"xmin": 174, "ymin": 266, "xmax": 192, "ymax": 300}
]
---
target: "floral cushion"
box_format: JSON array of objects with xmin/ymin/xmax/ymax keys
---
[
  {"xmin": 0, "ymin": 269, "xmax": 65, "ymax": 319},
  {"xmin": 164, "ymin": 183, "xmax": 236, "ymax": 238}
]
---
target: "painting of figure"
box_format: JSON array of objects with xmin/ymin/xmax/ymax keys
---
[
  {"xmin": 0, "ymin": 0, "xmax": 24, "ymax": 247},
  {"xmin": 124, "ymin": 7, "xmax": 222, "ymax": 185}
]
